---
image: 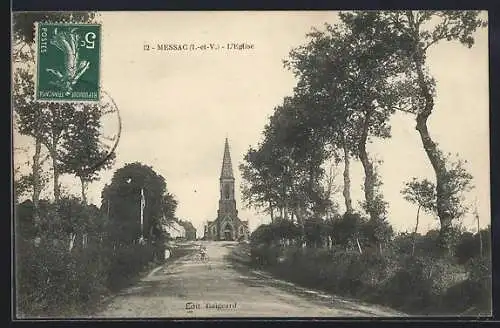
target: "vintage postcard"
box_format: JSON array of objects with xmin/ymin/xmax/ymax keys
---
[{"xmin": 12, "ymin": 11, "xmax": 491, "ymax": 319}]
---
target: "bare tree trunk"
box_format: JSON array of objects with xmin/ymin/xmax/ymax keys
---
[
  {"xmin": 69, "ymin": 232, "xmax": 76, "ymax": 252},
  {"xmin": 413, "ymin": 55, "xmax": 453, "ymax": 255},
  {"xmin": 269, "ymin": 200, "xmax": 274, "ymax": 223},
  {"xmin": 293, "ymin": 207, "xmax": 305, "ymax": 248},
  {"xmin": 342, "ymin": 138, "xmax": 353, "ymax": 215},
  {"xmin": 358, "ymin": 111, "xmax": 377, "ymax": 221},
  {"xmin": 475, "ymin": 207, "xmax": 483, "ymax": 258},
  {"xmin": 51, "ymin": 153, "xmax": 61, "ymax": 202},
  {"xmin": 412, "ymin": 205, "xmax": 421, "ymax": 256},
  {"xmin": 282, "ymin": 172, "xmax": 288, "ymax": 221},
  {"xmin": 79, "ymin": 176, "xmax": 88, "ymax": 204},
  {"xmin": 356, "ymin": 236, "xmax": 363, "ymax": 254},
  {"xmin": 46, "ymin": 134, "xmax": 61, "ymax": 202},
  {"xmin": 32, "ymin": 137, "xmax": 42, "ymax": 221},
  {"xmin": 405, "ymin": 12, "xmax": 454, "ymax": 255}
]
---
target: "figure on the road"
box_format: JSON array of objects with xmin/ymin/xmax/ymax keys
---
[{"xmin": 199, "ymin": 245, "xmax": 208, "ymax": 261}]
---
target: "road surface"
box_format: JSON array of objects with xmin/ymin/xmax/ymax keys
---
[{"xmin": 96, "ymin": 241, "xmax": 405, "ymax": 318}]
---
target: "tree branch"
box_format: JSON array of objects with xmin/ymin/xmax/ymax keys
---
[{"xmin": 392, "ymin": 105, "xmax": 415, "ymax": 115}]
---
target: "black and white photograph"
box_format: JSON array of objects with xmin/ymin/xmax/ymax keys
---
[{"xmin": 12, "ymin": 10, "xmax": 491, "ymax": 318}]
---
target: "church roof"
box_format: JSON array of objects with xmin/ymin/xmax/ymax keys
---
[{"xmin": 220, "ymin": 137, "xmax": 234, "ymax": 179}]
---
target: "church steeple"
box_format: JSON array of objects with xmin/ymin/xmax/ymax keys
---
[
  {"xmin": 203, "ymin": 136, "xmax": 249, "ymax": 242},
  {"xmin": 218, "ymin": 137, "xmax": 237, "ymax": 220},
  {"xmin": 220, "ymin": 137, "xmax": 234, "ymax": 179}
]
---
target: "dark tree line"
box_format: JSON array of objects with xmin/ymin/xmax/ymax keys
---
[
  {"xmin": 241, "ymin": 11, "xmax": 485, "ymax": 255},
  {"xmin": 12, "ymin": 12, "xmax": 183, "ymax": 315}
]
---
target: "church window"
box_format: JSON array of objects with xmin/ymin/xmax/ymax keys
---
[{"xmin": 224, "ymin": 184, "xmax": 230, "ymax": 199}]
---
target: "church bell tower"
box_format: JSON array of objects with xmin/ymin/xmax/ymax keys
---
[
  {"xmin": 218, "ymin": 138, "xmax": 238, "ymax": 219},
  {"xmin": 203, "ymin": 137, "xmax": 248, "ymax": 241}
]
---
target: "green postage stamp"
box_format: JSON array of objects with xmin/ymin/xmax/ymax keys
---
[{"xmin": 35, "ymin": 23, "xmax": 101, "ymax": 102}]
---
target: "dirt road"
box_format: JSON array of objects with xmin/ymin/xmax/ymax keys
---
[{"xmin": 96, "ymin": 241, "xmax": 405, "ymax": 318}]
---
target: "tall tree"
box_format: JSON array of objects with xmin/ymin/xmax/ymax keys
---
[
  {"xmin": 241, "ymin": 95, "xmax": 331, "ymax": 224},
  {"xmin": 162, "ymin": 193, "xmax": 178, "ymax": 222},
  {"xmin": 102, "ymin": 162, "xmax": 174, "ymax": 246},
  {"xmin": 12, "ymin": 12, "xmax": 98, "ymax": 203},
  {"xmin": 59, "ymin": 104, "xmax": 116, "ymax": 203},
  {"xmin": 285, "ymin": 12, "xmax": 407, "ymax": 222},
  {"xmin": 380, "ymin": 10, "xmax": 486, "ymax": 253},
  {"xmin": 264, "ymin": 96, "xmax": 331, "ymax": 224},
  {"xmin": 13, "ymin": 70, "xmax": 47, "ymax": 212},
  {"xmin": 284, "ymin": 23, "xmax": 357, "ymax": 215},
  {"xmin": 240, "ymin": 146, "xmax": 281, "ymax": 222},
  {"xmin": 13, "ymin": 146, "xmax": 49, "ymax": 206}
]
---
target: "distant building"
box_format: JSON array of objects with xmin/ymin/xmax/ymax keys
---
[
  {"xmin": 204, "ymin": 138, "xmax": 249, "ymax": 241},
  {"xmin": 162, "ymin": 220, "xmax": 186, "ymax": 239},
  {"xmin": 179, "ymin": 220, "xmax": 197, "ymax": 240}
]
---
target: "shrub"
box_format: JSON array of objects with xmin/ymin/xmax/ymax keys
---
[
  {"xmin": 376, "ymin": 255, "xmax": 465, "ymax": 312},
  {"xmin": 107, "ymin": 243, "xmax": 155, "ymax": 291},
  {"xmin": 15, "ymin": 198, "xmax": 159, "ymax": 317},
  {"xmin": 454, "ymin": 227, "xmax": 491, "ymax": 265},
  {"xmin": 16, "ymin": 237, "xmax": 75, "ymax": 316},
  {"xmin": 392, "ymin": 232, "xmax": 418, "ymax": 255},
  {"xmin": 250, "ymin": 225, "xmax": 274, "ymax": 246},
  {"xmin": 361, "ymin": 217, "xmax": 394, "ymax": 249},
  {"xmin": 331, "ymin": 213, "xmax": 368, "ymax": 249},
  {"xmin": 441, "ymin": 256, "xmax": 491, "ymax": 314},
  {"xmin": 304, "ymin": 218, "xmax": 330, "ymax": 248}
]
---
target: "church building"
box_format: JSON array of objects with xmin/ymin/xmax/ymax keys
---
[{"xmin": 203, "ymin": 138, "xmax": 249, "ymax": 241}]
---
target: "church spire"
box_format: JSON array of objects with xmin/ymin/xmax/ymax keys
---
[{"xmin": 220, "ymin": 137, "xmax": 234, "ymax": 179}]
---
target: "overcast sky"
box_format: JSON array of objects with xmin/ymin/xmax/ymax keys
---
[{"xmin": 14, "ymin": 11, "xmax": 489, "ymax": 238}]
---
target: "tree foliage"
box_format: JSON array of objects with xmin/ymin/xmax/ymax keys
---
[
  {"xmin": 101, "ymin": 162, "xmax": 174, "ymax": 245},
  {"xmin": 241, "ymin": 95, "xmax": 332, "ymax": 224},
  {"xmin": 402, "ymin": 178, "xmax": 436, "ymax": 214},
  {"xmin": 59, "ymin": 103, "xmax": 116, "ymax": 202},
  {"xmin": 376, "ymin": 10, "xmax": 485, "ymax": 253},
  {"xmin": 283, "ymin": 12, "xmax": 416, "ymax": 222},
  {"xmin": 243, "ymin": 10, "xmax": 485, "ymax": 255},
  {"xmin": 12, "ymin": 12, "xmax": 101, "ymax": 203}
]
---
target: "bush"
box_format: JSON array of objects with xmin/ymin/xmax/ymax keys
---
[
  {"xmin": 245, "ymin": 220, "xmax": 492, "ymax": 315},
  {"xmin": 250, "ymin": 244, "xmax": 400, "ymax": 300},
  {"xmin": 331, "ymin": 213, "xmax": 367, "ymax": 248},
  {"xmin": 250, "ymin": 244, "xmax": 283, "ymax": 267},
  {"xmin": 454, "ymin": 228, "xmax": 491, "ymax": 265},
  {"xmin": 107, "ymin": 243, "xmax": 155, "ymax": 291},
  {"xmin": 15, "ymin": 199, "xmax": 159, "ymax": 317},
  {"xmin": 250, "ymin": 219, "xmax": 301, "ymax": 247},
  {"xmin": 16, "ymin": 237, "xmax": 107, "ymax": 316},
  {"xmin": 392, "ymin": 232, "xmax": 415, "ymax": 255},
  {"xmin": 375, "ymin": 255, "xmax": 465, "ymax": 312}
]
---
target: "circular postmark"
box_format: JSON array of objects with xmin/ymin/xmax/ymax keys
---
[{"xmin": 92, "ymin": 90, "xmax": 121, "ymax": 172}]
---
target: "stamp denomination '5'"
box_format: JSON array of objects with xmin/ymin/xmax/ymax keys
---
[{"xmin": 35, "ymin": 23, "xmax": 101, "ymax": 102}]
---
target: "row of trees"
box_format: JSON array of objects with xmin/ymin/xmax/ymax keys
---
[
  {"xmin": 12, "ymin": 12, "xmax": 183, "ymax": 315},
  {"xmin": 12, "ymin": 11, "xmax": 182, "ymax": 253},
  {"xmin": 13, "ymin": 12, "xmax": 115, "ymax": 208},
  {"xmin": 241, "ymin": 11, "xmax": 486, "ymax": 255}
]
